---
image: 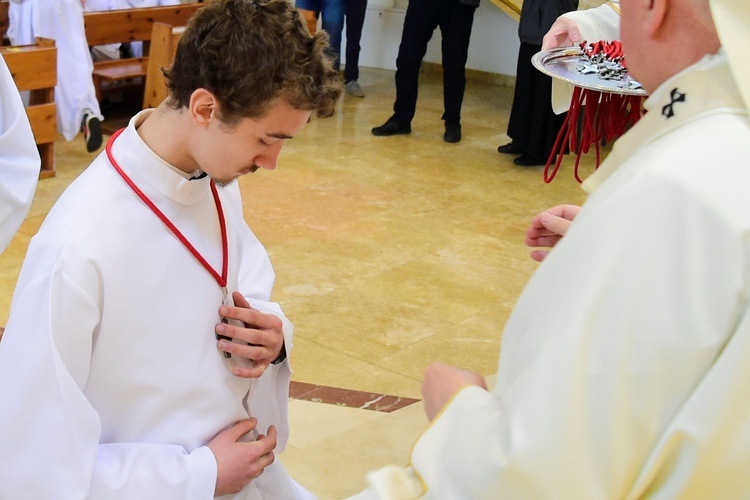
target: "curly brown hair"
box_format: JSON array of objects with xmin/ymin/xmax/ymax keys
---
[{"xmin": 164, "ymin": 0, "xmax": 341, "ymax": 122}]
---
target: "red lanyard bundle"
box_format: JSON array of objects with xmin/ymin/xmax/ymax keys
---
[{"xmin": 543, "ymin": 41, "xmax": 645, "ymax": 183}]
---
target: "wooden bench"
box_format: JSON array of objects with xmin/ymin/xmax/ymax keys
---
[
  {"xmin": 0, "ymin": 1, "xmax": 9, "ymax": 46},
  {"xmin": 83, "ymin": 2, "xmax": 205, "ymax": 103},
  {"xmin": 0, "ymin": 39, "xmax": 58, "ymax": 179},
  {"xmin": 142, "ymin": 22, "xmax": 184, "ymax": 109}
]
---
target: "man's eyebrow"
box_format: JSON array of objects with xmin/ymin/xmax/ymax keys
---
[{"xmin": 267, "ymin": 133, "xmax": 294, "ymax": 140}]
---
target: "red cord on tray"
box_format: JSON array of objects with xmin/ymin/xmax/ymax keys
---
[{"xmin": 543, "ymin": 41, "xmax": 644, "ymax": 183}]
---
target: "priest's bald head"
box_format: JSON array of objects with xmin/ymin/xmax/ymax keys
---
[
  {"xmin": 620, "ymin": 0, "xmax": 749, "ymax": 109},
  {"xmin": 619, "ymin": 0, "xmax": 720, "ymax": 94}
]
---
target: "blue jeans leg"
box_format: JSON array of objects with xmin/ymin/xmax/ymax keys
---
[{"xmin": 320, "ymin": 0, "xmax": 345, "ymax": 71}]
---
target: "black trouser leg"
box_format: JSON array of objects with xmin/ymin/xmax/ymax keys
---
[
  {"xmin": 439, "ymin": 0, "xmax": 476, "ymax": 125},
  {"xmin": 392, "ymin": 0, "xmax": 439, "ymax": 123},
  {"xmin": 344, "ymin": 0, "xmax": 368, "ymax": 83}
]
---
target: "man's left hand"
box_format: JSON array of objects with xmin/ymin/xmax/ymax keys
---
[{"xmin": 422, "ymin": 362, "xmax": 487, "ymax": 421}]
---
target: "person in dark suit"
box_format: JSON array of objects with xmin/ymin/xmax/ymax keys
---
[
  {"xmin": 498, "ymin": 0, "xmax": 579, "ymax": 166},
  {"xmin": 343, "ymin": 0, "xmax": 368, "ymax": 98},
  {"xmin": 371, "ymin": 0, "xmax": 479, "ymax": 143}
]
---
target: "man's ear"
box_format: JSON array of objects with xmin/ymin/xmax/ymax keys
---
[
  {"xmin": 645, "ymin": 0, "xmax": 669, "ymax": 38},
  {"xmin": 188, "ymin": 89, "xmax": 218, "ymax": 127}
]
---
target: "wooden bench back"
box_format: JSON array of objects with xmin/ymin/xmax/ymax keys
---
[
  {"xmin": 83, "ymin": 3, "xmax": 203, "ymax": 47},
  {"xmin": 0, "ymin": 38, "xmax": 58, "ymax": 178},
  {"xmin": 0, "ymin": 2, "xmax": 9, "ymax": 46},
  {"xmin": 142, "ymin": 22, "xmax": 184, "ymax": 109}
]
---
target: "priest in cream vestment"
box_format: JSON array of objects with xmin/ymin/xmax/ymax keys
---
[{"xmin": 361, "ymin": 0, "xmax": 750, "ymax": 497}]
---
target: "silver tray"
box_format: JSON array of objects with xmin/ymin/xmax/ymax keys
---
[{"xmin": 532, "ymin": 47, "xmax": 647, "ymax": 97}]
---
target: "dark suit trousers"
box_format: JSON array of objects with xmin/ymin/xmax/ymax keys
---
[
  {"xmin": 392, "ymin": 0, "xmax": 476, "ymax": 125},
  {"xmin": 344, "ymin": 0, "xmax": 368, "ymax": 83}
]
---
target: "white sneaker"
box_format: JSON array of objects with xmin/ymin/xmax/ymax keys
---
[{"xmin": 345, "ymin": 80, "xmax": 365, "ymax": 98}]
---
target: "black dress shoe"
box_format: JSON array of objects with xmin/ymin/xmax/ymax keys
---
[
  {"xmin": 372, "ymin": 117, "xmax": 411, "ymax": 136},
  {"xmin": 513, "ymin": 154, "xmax": 548, "ymax": 167},
  {"xmin": 497, "ymin": 142, "xmax": 523, "ymax": 154},
  {"xmin": 444, "ymin": 122, "xmax": 461, "ymax": 143}
]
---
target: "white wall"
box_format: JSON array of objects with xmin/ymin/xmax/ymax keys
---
[{"xmin": 343, "ymin": 0, "xmax": 521, "ymax": 77}]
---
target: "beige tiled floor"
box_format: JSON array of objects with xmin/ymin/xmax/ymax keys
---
[{"xmin": 0, "ymin": 67, "xmax": 593, "ymax": 498}]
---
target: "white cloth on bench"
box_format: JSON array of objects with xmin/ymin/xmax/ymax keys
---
[
  {"xmin": 86, "ymin": 0, "xmax": 183, "ymax": 59},
  {"xmin": 8, "ymin": 0, "xmax": 104, "ymax": 141}
]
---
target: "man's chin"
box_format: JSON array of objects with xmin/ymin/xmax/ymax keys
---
[
  {"xmin": 212, "ymin": 166, "xmax": 259, "ymax": 187},
  {"xmin": 212, "ymin": 177, "xmax": 238, "ymax": 188}
]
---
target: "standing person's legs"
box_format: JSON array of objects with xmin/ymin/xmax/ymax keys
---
[
  {"xmin": 392, "ymin": 0, "xmax": 439, "ymax": 124},
  {"xmin": 503, "ymin": 42, "xmax": 566, "ymax": 166},
  {"xmin": 502, "ymin": 42, "xmax": 538, "ymax": 155},
  {"xmin": 438, "ymin": 0, "xmax": 476, "ymax": 142},
  {"xmin": 372, "ymin": 0, "xmax": 438, "ymax": 135},
  {"xmin": 296, "ymin": 0, "xmax": 321, "ymax": 35},
  {"xmin": 344, "ymin": 0, "xmax": 367, "ymax": 96},
  {"xmin": 37, "ymin": 0, "xmax": 104, "ymax": 152},
  {"xmin": 521, "ymin": 60, "xmax": 565, "ymax": 166},
  {"xmin": 320, "ymin": 0, "xmax": 346, "ymax": 71}
]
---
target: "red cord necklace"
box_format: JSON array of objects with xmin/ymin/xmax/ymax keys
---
[{"xmin": 105, "ymin": 128, "xmax": 228, "ymax": 294}]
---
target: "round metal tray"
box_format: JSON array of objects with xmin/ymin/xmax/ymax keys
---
[{"xmin": 532, "ymin": 47, "xmax": 647, "ymax": 96}]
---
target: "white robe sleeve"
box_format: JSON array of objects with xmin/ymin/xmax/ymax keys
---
[
  {"xmin": 563, "ymin": 1, "xmax": 621, "ymax": 44},
  {"xmin": 551, "ymin": 1, "xmax": 622, "ymax": 114},
  {"xmin": 0, "ymin": 54, "xmax": 39, "ymax": 254},
  {"xmin": 0, "ymin": 263, "xmax": 217, "ymax": 499},
  {"xmin": 371, "ymin": 155, "xmax": 750, "ymax": 498}
]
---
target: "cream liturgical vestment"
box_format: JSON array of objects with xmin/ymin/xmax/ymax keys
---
[
  {"xmin": 0, "ymin": 55, "xmax": 39, "ymax": 253},
  {"xmin": 0, "ymin": 112, "xmax": 303, "ymax": 499},
  {"xmin": 368, "ymin": 52, "xmax": 750, "ymax": 499}
]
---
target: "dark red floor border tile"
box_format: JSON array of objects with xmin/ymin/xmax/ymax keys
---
[{"xmin": 290, "ymin": 381, "xmax": 420, "ymax": 413}]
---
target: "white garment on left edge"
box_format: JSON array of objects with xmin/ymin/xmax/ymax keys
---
[
  {"xmin": 0, "ymin": 110, "xmax": 305, "ymax": 499},
  {"xmin": 0, "ymin": 54, "xmax": 39, "ymax": 254}
]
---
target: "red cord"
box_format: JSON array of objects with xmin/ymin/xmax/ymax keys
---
[
  {"xmin": 544, "ymin": 88, "xmax": 644, "ymax": 184},
  {"xmin": 105, "ymin": 128, "xmax": 229, "ymax": 288}
]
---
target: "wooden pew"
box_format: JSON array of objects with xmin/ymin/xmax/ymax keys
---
[
  {"xmin": 0, "ymin": 39, "xmax": 57, "ymax": 179},
  {"xmin": 83, "ymin": 3, "xmax": 205, "ymax": 103},
  {"xmin": 0, "ymin": 1, "xmax": 9, "ymax": 46},
  {"xmin": 142, "ymin": 22, "xmax": 184, "ymax": 109}
]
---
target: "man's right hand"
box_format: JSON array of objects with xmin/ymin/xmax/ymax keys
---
[
  {"xmin": 525, "ymin": 204, "xmax": 581, "ymax": 262},
  {"xmin": 542, "ymin": 16, "xmax": 582, "ymax": 50},
  {"xmin": 207, "ymin": 418, "xmax": 277, "ymax": 496}
]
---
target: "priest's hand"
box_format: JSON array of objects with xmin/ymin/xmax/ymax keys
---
[
  {"xmin": 422, "ymin": 362, "xmax": 487, "ymax": 421},
  {"xmin": 542, "ymin": 16, "xmax": 582, "ymax": 50},
  {"xmin": 216, "ymin": 291, "xmax": 285, "ymax": 378},
  {"xmin": 525, "ymin": 204, "xmax": 580, "ymax": 262},
  {"xmin": 208, "ymin": 418, "xmax": 277, "ymax": 496}
]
